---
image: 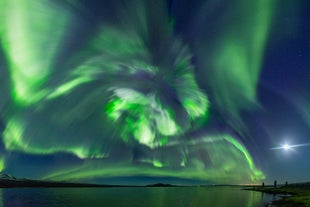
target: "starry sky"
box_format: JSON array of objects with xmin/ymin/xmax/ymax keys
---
[{"xmin": 0, "ymin": 0, "xmax": 309, "ymax": 185}]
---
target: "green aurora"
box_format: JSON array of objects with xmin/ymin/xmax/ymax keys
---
[{"xmin": 0, "ymin": 0, "xmax": 279, "ymax": 183}]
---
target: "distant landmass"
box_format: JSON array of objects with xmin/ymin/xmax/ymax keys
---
[
  {"xmin": 146, "ymin": 183, "xmax": 176, "ymax": 187},
  {"xmin": 0, "ymin": 173, "xmax": 179, "ymax": 188},
  {"xmin": 0, "ymin": 172, "xmax": 113, "ymax": 188}
]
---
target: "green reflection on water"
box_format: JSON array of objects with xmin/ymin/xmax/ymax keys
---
[{"xmin": 0, "ymin": 187, "xmax": 277, "ymax": 207}]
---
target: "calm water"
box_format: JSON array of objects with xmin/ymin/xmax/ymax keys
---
[{"xmin": 0, "ymin": 187, "xmax": 279, "ymax": 207}]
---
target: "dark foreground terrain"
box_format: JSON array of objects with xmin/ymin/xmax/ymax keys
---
[{"xmin": 246, "ymin": 183, "xmax": 310, "ymax": 207}]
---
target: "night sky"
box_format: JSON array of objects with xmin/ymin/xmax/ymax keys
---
[{"xmin": 0, "ymin": 0, "xmax": 309, "ymax": 185}]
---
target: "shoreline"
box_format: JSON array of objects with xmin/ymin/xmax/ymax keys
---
[{"xmin": 244, "ymin": 185, "xmax": 310, "ymax": 207}]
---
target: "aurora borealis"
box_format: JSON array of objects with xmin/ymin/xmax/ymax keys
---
[{"xmin": 0, "ymin": 0, "xmax": 310, "ymax": 185}]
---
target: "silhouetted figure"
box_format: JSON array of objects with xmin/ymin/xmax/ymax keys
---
[
  {"xmin": 285, "ymin": 181, "xmax": 288, "ymax": 187},
  {"xmin": 262, "ymin": 182, "xmax": 265, "ymax": 188},
  {"xmin": 274, "ymin": 180, "xmax": 277, "ymax": 188}
]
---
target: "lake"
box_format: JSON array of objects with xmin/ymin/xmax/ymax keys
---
[{"xmin": 0, "ymin": 187, "xmax": 279, "ymax": 207}]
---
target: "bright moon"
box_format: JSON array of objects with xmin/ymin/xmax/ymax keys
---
[
  {"xmin": 283, "ymin": 144, "xmax": 291, "ymax": 150},
  {"xmin": 271, "ymin": 143, "xmax": 310, "ymax": 150}
]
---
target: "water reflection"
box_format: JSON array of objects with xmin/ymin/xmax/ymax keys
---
[
  {"xmin": 0, "ymin": 189, "xmax": 2, "ymax": 207},
  {"xmin": 1, "ymin": 187, "xmax": 277, "ymax": 207}
]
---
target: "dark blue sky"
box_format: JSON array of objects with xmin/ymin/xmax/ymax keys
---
[{"xmin": 254, "ymin": 0, "xmax": 310, "ymax": 183}]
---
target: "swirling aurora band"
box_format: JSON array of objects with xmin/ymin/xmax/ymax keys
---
[
  {"xmin": 0, "ymin": 0, "xmax": 276, "ymax": 183},
  {"xmin": 41, "ymin": 135, "xmax": 264, "ymax": 182}
]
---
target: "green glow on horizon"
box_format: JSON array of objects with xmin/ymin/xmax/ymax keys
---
[
  {"xmin": 0, "ymin": 0, "xmax": 71, "ymax": 105},
  {"xmin": 42, "ymin": 134, "xmax": 264, "ymax": 183}
]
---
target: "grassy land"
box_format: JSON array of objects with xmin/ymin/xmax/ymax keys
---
[{"xmin": 246, "ymin": 184, "xmax": 310, "ymax": 207}]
